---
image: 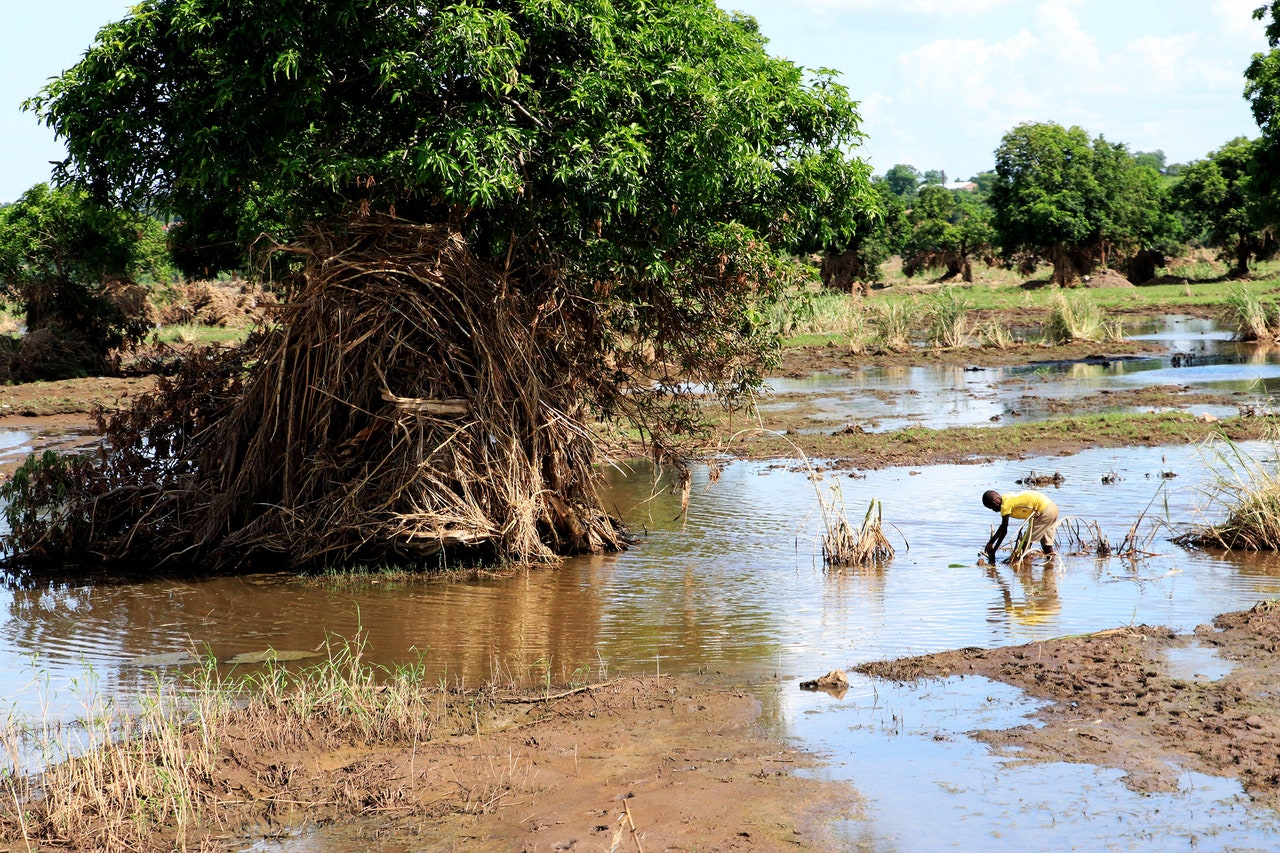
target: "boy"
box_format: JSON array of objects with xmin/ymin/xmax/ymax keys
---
[{"xmin": 983, "ymin": 489, "xmax": 1060, "ymax": 562}]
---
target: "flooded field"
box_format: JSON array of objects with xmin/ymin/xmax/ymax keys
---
[
  {"xmin": 766, "ymin": 315, "xmax": 1280, "ymax": 432},
  {"xmin": 5, "ymin": 314, "xmax": 1280, "ymax": 849}
]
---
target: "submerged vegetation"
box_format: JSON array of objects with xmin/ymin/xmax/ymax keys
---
[
  {"xmin": 1175, "ymin": 437, "xmax": 1280, "ymax": 550},
  {"xmin": 820, "ymin": 491, "xmax": 897, "ymax": 569}
]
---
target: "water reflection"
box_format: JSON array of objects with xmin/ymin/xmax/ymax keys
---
[
  {"xmin": 5, "ymin": 441, "xmax": 1280, "ymax": 721},
  {"xmin": 985, "ymin": 561, "xmax": 1061, "ymax": 632},
  {"xmin": 766, "ymin": 316, "xmax": 1280, "ymax": 431}
]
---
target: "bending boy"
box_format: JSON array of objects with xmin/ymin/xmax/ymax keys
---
[{"xmin": 983, "ymin": 489, "xmax": 1060, "ymax": 562}]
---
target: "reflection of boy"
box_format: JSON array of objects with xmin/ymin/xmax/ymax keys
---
[{"xmin": 983, "ymin": 489, "xmax": 1060, "ymax": 561}]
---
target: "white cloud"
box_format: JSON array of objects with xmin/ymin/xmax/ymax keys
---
[
  {"xmin": 796, "ymin": 0, "xmax": 1017, "ymax": 16},
  {"xmin": 1214, "ymin": 0, "xmax": 1266, "ymax": 38}
]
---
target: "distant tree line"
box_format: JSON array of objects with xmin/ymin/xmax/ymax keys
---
[{"xmin": 821, "ymin": 111, "xmax": 1280, "ymax": 291}]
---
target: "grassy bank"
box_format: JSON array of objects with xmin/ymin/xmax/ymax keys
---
[
  {"xmin": 776, "ymin": 263, "xmax": 1280, "ymax": 348},
  {"xmin": 0, "ymin": 634, "xmax": 591, "ymax": 852}
]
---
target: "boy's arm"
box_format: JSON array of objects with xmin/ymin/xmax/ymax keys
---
[{"xmin": 985, "ymin": 515, "xmax": 1009, "ymax": 560}]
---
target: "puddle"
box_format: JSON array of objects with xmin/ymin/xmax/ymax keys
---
[
  {"xmin": 1165, "ymin": 641, "xmax": 1235, "ymax": 682},
  {"xmin": 788, "ymin": 676, "xmax": 1276, "ymax": 852},
  {"xmin": 3, "ymin": 323, "xmax": 1280, "ymax": 848}
]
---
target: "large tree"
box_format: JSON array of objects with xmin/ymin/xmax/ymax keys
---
[
  {"xmin": 989, "ymin": 122, "xmax": 1170, "ymax": 285},
  {"xmin": 819, "ymin": 180, "xmax": 904, "ymax": 292},
  {"xmin": 10, "ymin": 0, "xmax": 875, "ymax": 573},
  {"xmin": 0, "ymin": 183, "xmax": 169, "ymax": 380},
  {"xmin": 1245, "ymin": 3, "xmax": 1280, "ymax": 229},
  {"xmin": 900, "ymin": 184, "xmax": 996, "ymax": 283},
  {"xmin": 1172, "ymin": 137, "xmax": 1275, "ymax": 277}
]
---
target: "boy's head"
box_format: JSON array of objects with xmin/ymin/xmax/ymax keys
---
[{"xmin": 982, "ymin": 490, "xmax": 1002, "ymax": 512}]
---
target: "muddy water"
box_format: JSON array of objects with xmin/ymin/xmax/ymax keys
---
[
  {"xmin": 6, "ymin": 442, "xmax": 1278, "ymax": 714},
  {"xmin": 6, "ymin": 321, "xmax": 1280, "ymax": 847},
  {"xmin": 766, "ymin": 315, "xmax": 1280, "ymax": 431}
]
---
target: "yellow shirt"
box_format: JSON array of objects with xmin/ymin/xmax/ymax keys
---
[{"xmin": 1001, "ymin": 491, "xmax": 1055, "ymax": 519}]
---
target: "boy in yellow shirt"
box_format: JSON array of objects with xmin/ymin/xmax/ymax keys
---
[{"xmin": 982, "ymin": 489, "xmax": 1060, "ymax": 562}]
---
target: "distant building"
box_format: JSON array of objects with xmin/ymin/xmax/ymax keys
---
[{"xmin": 943, "ymin": 180, "xmax": 978, "ymax": 192}]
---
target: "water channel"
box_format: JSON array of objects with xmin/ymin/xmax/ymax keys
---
[{"xmin": 4, "ymin": 315, "xmax": 1280, "ymax": 850}]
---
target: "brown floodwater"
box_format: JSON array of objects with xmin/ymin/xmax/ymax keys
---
[{"xmin": 7, "ymin": 315, "xmax": 1280, "ymax": 850}]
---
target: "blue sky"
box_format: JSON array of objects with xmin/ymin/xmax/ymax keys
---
[
  {"xmin": 720, "ymin": 0, "xmax": 1269, "ymax": 180},
  {"xmin": 0, "ymin": 1, "xmax": 1270, "ymax": 203}
]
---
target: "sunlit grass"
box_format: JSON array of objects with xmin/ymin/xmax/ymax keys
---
[
  {"xmin": 152, "ymin": 323, "xmax": 254, "ymax": 346},
  {"xmin": 0, "ymin": 631, "xmax": 582, "ymax": 851},
  {"xmin": 1044, "ymin": 292, "xmax": 1124, "ymax": 343}
]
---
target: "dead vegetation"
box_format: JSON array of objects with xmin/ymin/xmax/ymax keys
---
[
  {"xmin": 1058, "ymin": 516, "xmax": 1161, "ymax": 559},
  {"xmin": 1174, "ymin": 437, "xmax": 1280, "ymax": 550},
  {"xmin": 0, "ymin": 218, "xmax": 628, "ymax": 574},
  {"xmin": 821, "ymin": 492, "xmax": 898, "ymax": 569}
]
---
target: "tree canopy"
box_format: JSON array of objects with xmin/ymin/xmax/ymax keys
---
[
  {"xmin": 901, "ymin": 185, "xmax": 995, "ymax": 283},
  {"xmin": 0, "ymin": 183, "xmax": 169, "ymax": 380},
  {"xmin": 32, "ymin": 0, "xmax": 872, "ymax": 280},
  {"xmin": 989, "ymin": 122, "xmax": 1172, "ymax": 285},
  {"xmin": 9, "ymin": 0, "xmax": 878, "ymax": 573},
  {"xmin": 1172, "ymin": 137, "xmax": 1275, "ymax": 276}
]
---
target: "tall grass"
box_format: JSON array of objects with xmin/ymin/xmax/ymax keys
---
[
  {"xmin": 1221, "ymin": 284, "xmax": 1279, "ymax": 341},
  {"xmin": 0, "ymin": 632, "xmax": 481, "ymax": 851},
  {"xmin": 870, "ymin": 301, "xmax": 914, "ymax": 352},
  {"xmin": 977, "ymin": 319, "xmax": 1017, "ymax": 349},
  {"xmin": 1175, "ymin": 437, "xmax": 1280, "ymax": 550},
  {"xmin": 1044, "ymin": 291, "xmax": 1124, "ymax": 344},
  {"xmin": 926, "ymin": 288, "xmax": 972, "ymax": 349}
]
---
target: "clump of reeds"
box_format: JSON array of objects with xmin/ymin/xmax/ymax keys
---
[
  {"xmin": 820, "ymin": 488, "xmax": 897, "ymax": 569},
  {"xmin": 925, "ymin": 287, "xmax": 972, "ymax": 348},
  {"xmin": 870, "ymin": 301, "xmax": 914, "ymax": 352},
  {"xmin": 1175, "ymin": 437, "xmax": 1280, "ymax": 550},
  {"xmin": 977, "ymin": 319, "xmax": 1016, "ymax": 350},
  {"xmin": 1058, "ymin": 517, "xmax": 1159, "ymax": 559},
  {"xmin": 1044, "ymin": 291, "xmax": 1123, "ymax": 343},
  {"xmin": 1221, "ymin": 284, "xmax": 1279, "ymax": 342}
]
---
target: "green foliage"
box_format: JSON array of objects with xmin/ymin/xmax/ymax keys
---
[
  {"xmin": 32, "ymin": 0, "xmax": 876, "ymax": 415},
  {"xmin": 0, "ymin": 450, "xmax": 93, "ymax": 566},
  {"xmin": 1172, "ymin": 137, "xmax": 1276, "ymax": 276},
  {"xmin": 0, "ymin": 183, "xmax": 170, "ymax": 378},
  {"xmin": 820, "ymin": 180, "xmax": 902, "ymax": 290},
  {"xmin": 901, "ymin": 185, "xmax": 997, "ymax": 282},
  {"xmin": 31, "ymin": 1, "xmax": 875, "ymax": 279},
  {"xmin": 883, "ymin": 164, "xmax": 922, "ymax": 198},
  {"xmin": 990, "ymin": 122, "xmax": 1175, "ymax": 285}
]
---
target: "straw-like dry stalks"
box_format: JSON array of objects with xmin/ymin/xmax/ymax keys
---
[
  {"xmin": 1058, "ymin": 517, "xmax": 1160, "ymax": 559},
  {"xmin": 2, "ymin": 218, "xmax": 642, "ymax": 573},
  {"xmin": 821, "ymin": 491, "xmax": 897, "ymax": 569},
  {"xmin": 0, "ymin": 632, "xmax": 534, "ymax": 851}
]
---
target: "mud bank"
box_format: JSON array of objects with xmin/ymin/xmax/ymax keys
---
[{"xmin": 857, "ymin": 600, "xmax": 1280, "ymax": 810}]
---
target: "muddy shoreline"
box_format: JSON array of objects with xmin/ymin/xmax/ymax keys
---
[{"xmin": 857, "ymin": 600, "xmax": 1280, "ymax": 810}]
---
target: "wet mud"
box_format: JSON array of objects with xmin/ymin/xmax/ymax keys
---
[
  {"xmin": 212, "ymin": 676, "xmax": 844, "ymax": 852},
  {"xmin": 857, "ymin": 600, "xmax": 1280, "ymax": 809}
]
